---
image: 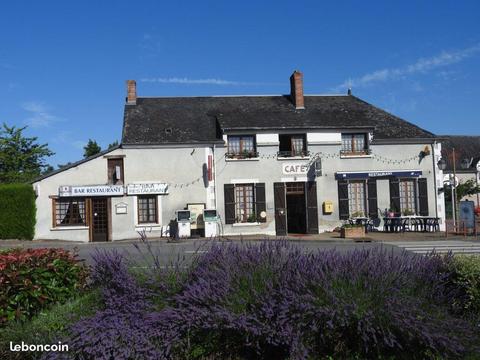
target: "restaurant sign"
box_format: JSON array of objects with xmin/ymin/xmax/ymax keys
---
[
  {"xmin": 282, "ymin": 163, "xmax": 310, "ymax": 175},
  {"xmin": 335, "ymin": 170, "xmax": 422, "ymax": 180},
  {"xmin": 59, "ymin": 185, "xmax": 124, "ymax": 197},
  {"xmin": 126, "ymin": 183, "xmax": 169, "ymax": 195}
]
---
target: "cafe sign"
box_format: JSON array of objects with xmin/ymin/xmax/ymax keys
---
[
  {"xmin": 282, "ymin": 163, "xmax": 310, "ymax": 175},
  {"xmin": 126, "ymin": 183, "xmax": 169, "ymax": 195},
  {"xmin": 59, "ymin": 185, "xmax": 124, "ymax": 197}
]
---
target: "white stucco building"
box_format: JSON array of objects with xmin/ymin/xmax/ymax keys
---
[{"xmin": 32, "ymin": 72, "xmax": 446, "ymax": 241}]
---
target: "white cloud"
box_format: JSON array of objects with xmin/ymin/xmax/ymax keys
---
[
  {"xmin": 22, "ymin": 101, "xmax": 60, "ymax": 128},
  {"xmin": 334, "ymin": 43, "xmax": 480, "ymax": 91},
  {"xmin": 140, "ymin": 77, "xmax": 280, "ymax": 86},
  {"xmin": 141, "ymin": 77, "xmax": 245, "ymax": 85}
]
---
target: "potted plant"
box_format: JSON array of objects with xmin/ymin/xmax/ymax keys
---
[
  {"xmin": 350, "ymin": 211, "xmax": 365, "ymax": 218},
  {"xmin": 340, "ymin": 223, "xmax": 365, "ymax": 238},
  {"xmin": 402, "ymin": 209, "xmax": 415, "ymax": 216},
  {"xmin": 387, "ymin": 204, "xmax": 398, "ymax": 218},
  {"xmin": 247, "ymin": 212, "xmax": 257, "ymax": 223}
]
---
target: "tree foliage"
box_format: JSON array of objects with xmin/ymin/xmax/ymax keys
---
[
  {"xmin": 445, "ymin": 178, "xmax": 480, "ymax": 203},
  {"xmin": 108, "ymin": 140, "xmax": 119, "ymax": 150},
  {"xmin": 83, "ymin": 139, "xmax": 101, "ymax": 158},
  {"xmin": 0, "ymin": 123, "xmax": 54, "ymax": 183}
]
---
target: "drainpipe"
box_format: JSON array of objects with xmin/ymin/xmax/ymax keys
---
[
  {"xmin": 431, "ymin": 142, "xmax": 439, "ymax": 221},
  {"xmin": 213, "ymin": 144, "xmax": 218, "ymax": 210}
]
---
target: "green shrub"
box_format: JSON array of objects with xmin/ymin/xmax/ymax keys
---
[
  {"xmin": 450, "ymin": 255, "xmax": 480, "ymax": 315},
  {"xmin": 0, "ymin": 183, "xmax": 36, "ymax": 240},
  {"xmin": 0, "ymin": 290, "xmax": 100, "ymax": 360},
  {"xmin": 0, "ymin": 248, "xmax": 89, "ymax": 326}
]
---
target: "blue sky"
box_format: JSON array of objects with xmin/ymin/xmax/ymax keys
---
[{"xmin": 0, "ymin": 0, "xmax": 479, "ymax": 167}]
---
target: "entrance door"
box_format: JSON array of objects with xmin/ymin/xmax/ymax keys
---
[
  {"xmin": 92, "ymin": 198, "xmax": 108, "ymax": 242},
  {"xmin": 286, "ymin": 182, "xmax": 306, "ymax": 233},
  {"xmin": 274, "ymin": 183, "xmax": 287, "ymax": 236}
]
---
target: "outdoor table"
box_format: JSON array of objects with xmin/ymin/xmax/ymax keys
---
[
  {"xmin": 383, "ymin": 216, "xmax": 440, "ymax": 233},
  {"xmin": 383, "ymin": 217, "xmax": 403, "ymax": 233}
]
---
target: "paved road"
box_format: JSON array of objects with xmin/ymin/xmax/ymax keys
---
[
  {"xmin": 1, "ymin": 237, "xmax": 478, "ymax": 266},
  {"xmin": 1, "ymin": 238, "xmax": 398, "ymax": 265}
]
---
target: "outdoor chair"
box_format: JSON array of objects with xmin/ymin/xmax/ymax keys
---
[{"xmin": 425, "ymin": 218, "xmax": 440, "ymax": 232}]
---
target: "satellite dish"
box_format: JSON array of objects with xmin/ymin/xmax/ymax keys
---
[{"xmin": 260, "ymin": 211, "xmax": 267, "ymax": 219}]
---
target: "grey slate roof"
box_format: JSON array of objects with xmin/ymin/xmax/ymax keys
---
[
  {"xmin": 440, "ymin": 135, "xmax": 480, "ymax": 172},
  {"xmin": 121, "ymin": 95, "xmax": 435, "ymax": 145},
  {"xmin": 32, "ymin": 145, "xmax": 121, "ymax": 183}
]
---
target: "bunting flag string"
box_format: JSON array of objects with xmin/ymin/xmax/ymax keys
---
[{"xmin": 166, "ymin": 150, "xmax": 421, "ymax": 189}]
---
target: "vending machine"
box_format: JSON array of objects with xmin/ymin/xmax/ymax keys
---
[
  {"xmin": 176, "ymin": 210, "xmax": 191, "ymax": 238},
  {"xmin": 203, "ymin": 209, "xmax": 218, "ymax": 237}
]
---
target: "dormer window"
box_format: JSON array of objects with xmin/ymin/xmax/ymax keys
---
[
  {"xmin": 278, "ymin": 134, "xmax": 309, "ymax": 158},
  {"xmin": 341, "ymin": 133, "xmax": 370, "ymax": 156},
  {"xmin": 107, "ymin": 158, "xmax": 124, "ymax": 185},
  {"xmin": 226, "ymin": 135, "xmax": 258, "ymax": 159}
]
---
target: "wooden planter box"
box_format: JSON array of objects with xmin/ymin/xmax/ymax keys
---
[{"xmin": 340, "ymin": 226, "xmax": 365, "ymax": 238}]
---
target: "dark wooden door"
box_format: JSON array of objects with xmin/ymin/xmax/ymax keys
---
[
  {"xmin": 274, "ymin": 182, "xmax": 287, "ymax": 236},
  {"xmin": 92, "ymin": 198, "xmax": 108, "ymax": 242},
  {"xmin": 305, "ymin": 181, "xmax": 319, "ymax": 234}
]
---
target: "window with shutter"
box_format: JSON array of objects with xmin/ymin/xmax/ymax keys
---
[
  {"xmin": 367, "ymin": 179, "xmax": 378, "ymax": 219},
  {"xmin": 255, "ymin": 183, "xmax": 266, "ymax": 223},
  {"xmin": 389, "ymin": 178, "xmax": 401, "ymax": 215},
  {"xmin": 418, "ymin": 178, "xmax": 429, "ymax": 216},
  {"xmin": 224, "ymin": 184, "xmax": 235, "ymax": 224},
  {"xmin": 338, "ymin": 180, "xmax": 349, "ymax": 220}
]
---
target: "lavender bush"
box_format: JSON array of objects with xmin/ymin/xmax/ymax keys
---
[{"xmin": 47, "ymin": 241, "xmax": 479, "ymax": 360}]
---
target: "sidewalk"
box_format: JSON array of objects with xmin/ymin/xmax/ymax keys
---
[{"xmin": 1, "ymin": 231, "xmax": 477, "ymax": 248}]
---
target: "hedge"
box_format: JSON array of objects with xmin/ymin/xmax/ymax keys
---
[
  {"xmin": 0, "ymin": 183, "xmax": 36, "ymax": 240},
  {"xmin": 0, "ymin": 248, "xmax": 89, "ymax": 326}
]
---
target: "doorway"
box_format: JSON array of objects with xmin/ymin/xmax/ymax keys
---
[
  {"xmin": 91, "ymin": 198, "xmax": 109, "ymax": 242},
  {"xmin": 286, "ymin": 182, "xmax": 306, "ymax": 233},
  {"xmin": 274, "ymin": 181, "xmax": 318, "ymax": 236}
]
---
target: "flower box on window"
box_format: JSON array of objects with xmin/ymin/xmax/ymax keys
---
[
  {"xmin": 277, "ymin": 150, "xmax": 310, "ymax": 158},
  {"xmin": 339, "ymin": 149, "xmax": 371, "ymax": 156},
  {"xmin": 225, "ymin": 151, "xmax": 259, "ymax": 159}
]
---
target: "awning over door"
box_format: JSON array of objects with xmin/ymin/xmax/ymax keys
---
[{"xmin": 335, "ymin": 170, "xmax": 422, "ymax": 180}]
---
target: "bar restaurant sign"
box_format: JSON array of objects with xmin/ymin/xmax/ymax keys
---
[
  {"xmin": 59, "ymin": 185, "xmax": 124, "ymax": 197},
  {"xmin": 126, "ymin": 183, "xmax": 169, "ymax": 195}
]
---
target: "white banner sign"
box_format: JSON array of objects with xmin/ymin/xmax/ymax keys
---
[
  {"xmin": 59, "ymin": 185, "xmax": 124, "ymax": 197},
  {"xmin": 282, "ymin": 163, "xmax": 310, "ymax": 175},
  {"xmin": 126, "ymin": 183, "xmax": 169, "ymax": 195}
]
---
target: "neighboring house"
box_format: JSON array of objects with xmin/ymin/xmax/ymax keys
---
[
  {"xmin": 440, "ymin": 135, "xmax": 480, "ymax": 206},
  {"xmin": 32, "ymin": 71, "xmax": 446, "ymax": 241}
]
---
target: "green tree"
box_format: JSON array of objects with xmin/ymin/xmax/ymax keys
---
[
  {"xmin": 108, "ymin": 140, "xmax": 119, "ymax": 150},
  {"xmin": 445, "ymin": 179, "xmax": 480, "ymax": 203},
  {"xmin": 0, "ymin": 123, "xmax": 54, "ymax": 183},
  {"xmin": 83, "ymin": 139, "xmax": 101, "ymax": 158}
]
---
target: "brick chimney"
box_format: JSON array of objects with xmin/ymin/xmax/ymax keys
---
[
  {"xmin": 290, "ymin": 70, "xmax": 304, "ymax": 110},
  {"xmin": 126, "ymin": 80, "xmax": 137, "ymax": 105}
]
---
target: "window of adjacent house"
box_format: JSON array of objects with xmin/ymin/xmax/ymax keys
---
[
  {"xmin": 138, "ymin": 195, "xmax": 158, "ymax": 224},
  {"xmin": 399, "ymin": 179, "xmax": 417, "ymax": 214},
  {"xmin": 227, "ymin": 135, "xmax": 256, "ymax": 157},
  {"xmin": 55, "ymin": 198, "xmax": 86, "ymax": 226},
  {"xmin": 278, "ymin": 134, "xmax": 307, "ymax": 157},
  {"xmin": 348, "ymin": 181, "xmax": 366, "ymax": 216},
  {"xmin": 234, "ymin": 184, "xmax": 255, "ymax": 222},
  {"xmin": 107, "ymin": 158, "xmax": 124, "ymax": 185},
  {"xmin": 341, "ymin": 133, "xmax": 368, "ymax": 154}
]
